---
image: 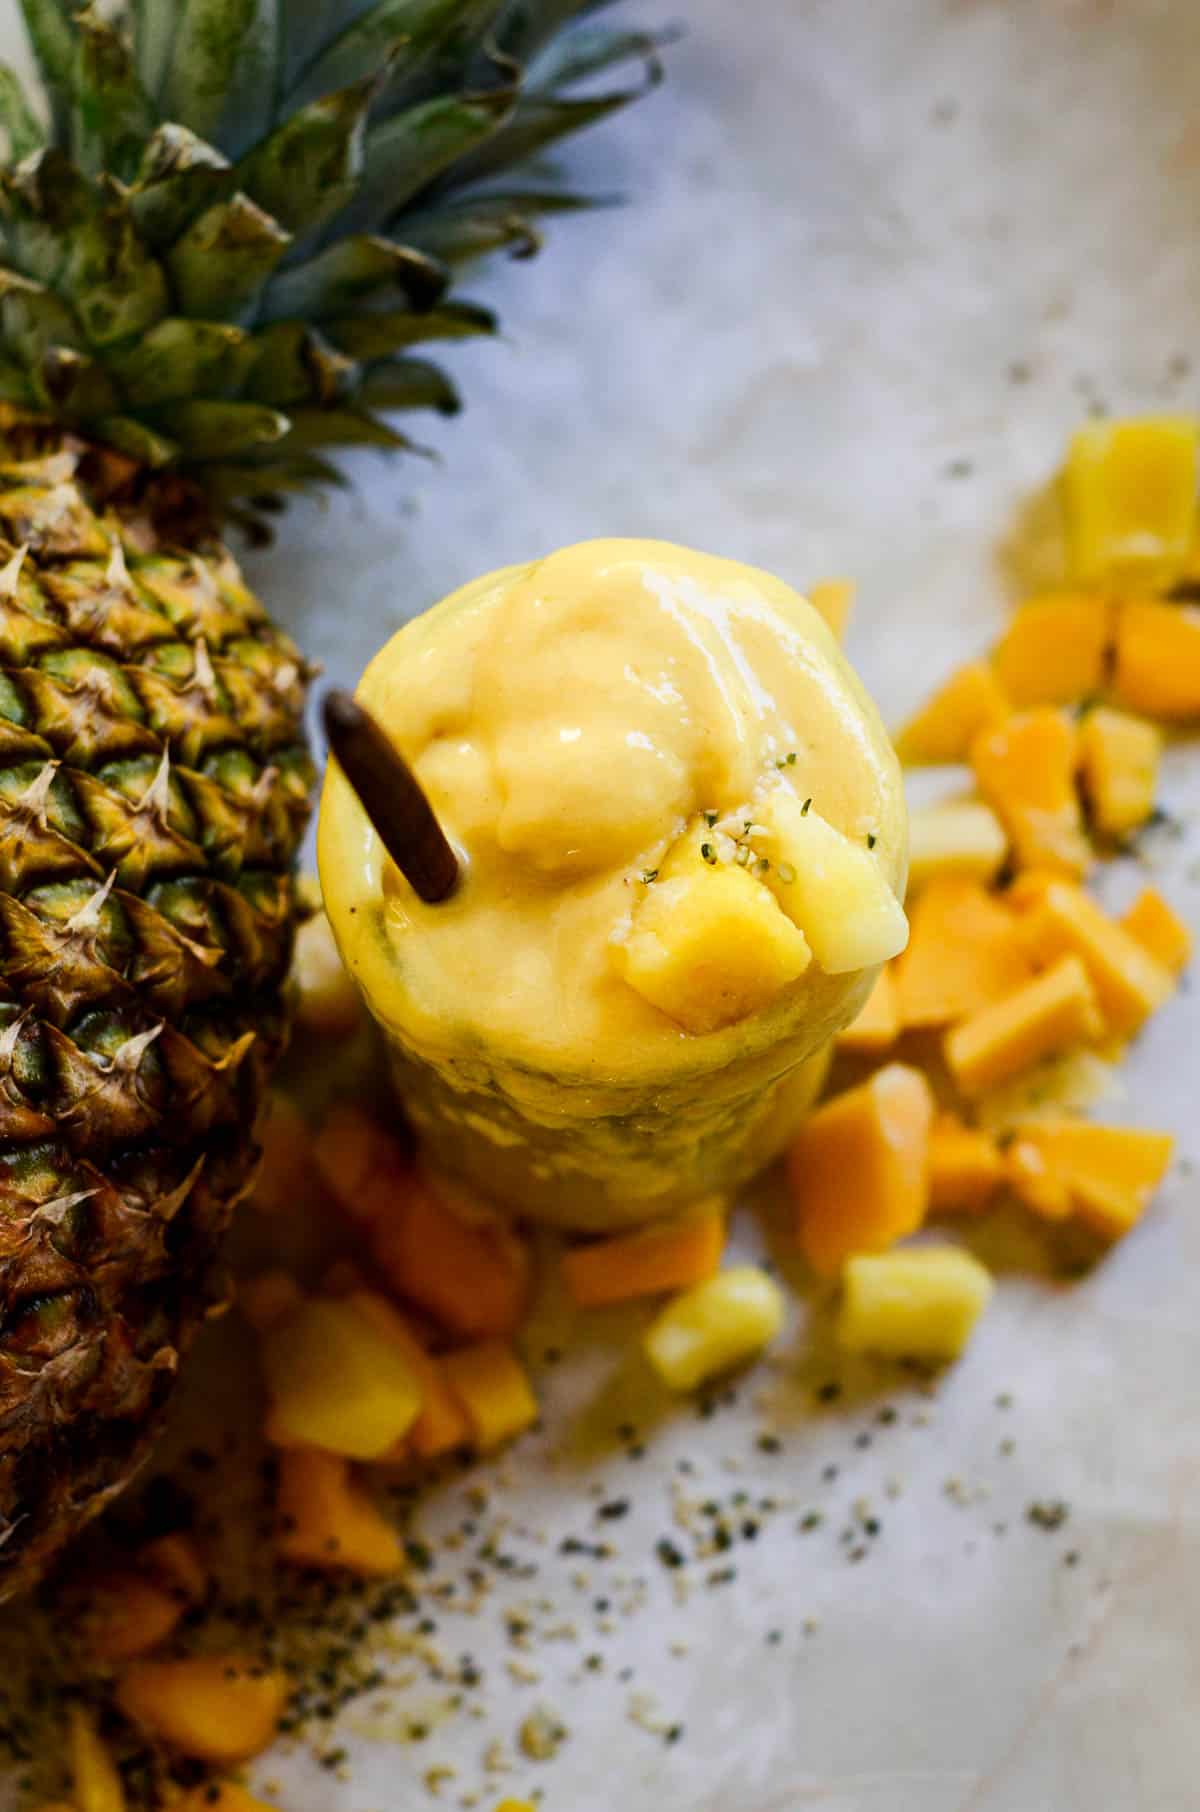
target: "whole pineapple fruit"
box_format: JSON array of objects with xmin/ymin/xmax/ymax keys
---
[{"xmin": 0, "ymin": 0, "xmax": 660, "ymax": 1597}]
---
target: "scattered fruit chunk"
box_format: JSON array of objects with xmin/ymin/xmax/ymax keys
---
[
  {"xmin": 276, "ymin": 1449, "xmax": 403, "ymax": 1577},
  {"xmin": 970, "ymin": 708, "xmax": 1090, "ymax": 876},
  {"xmin": 440, "ymin": 1341, "xmax": 538, "ymax": 1451},
  {"xmin": 807, "ymin": 578, "xmax": 854, "ymax": 638},
  {"xmin": 642, "ymin": 1267, "xmax": 785, "ymax": 1391},
  {"xmin": 1003, "ymin": 870, "xmax": 1059, "ymax": 912},
  {"xmin": 616, "ymin": 835, "xmax": 811, "ymax": 1033},
  {"xmin": 80, "ymin": 1573, "xmax": 185, "ymax": 1663},
  {"xmin": 892, "ymin": 878, "xmax": 1031, "ymax": 1027},
  {"xmin": 249, "ymin": 1090, "xmax": 313, "ymax": 1215},
  {"xmin": 341, "ymin": 1290, "xmax": 471, "ymax": 1459},
  {"xmin": 562, "ymin": 1203, "xmax": 726, "ymax": 1306},
  {"xmin": 173, "ymin": 1785, "xmax": 280, "ymax": 1812},
  {"xmin": 835, "ymin": 966, "xmax": 899, "ymax": 1053},
  {"xmin": 141, "ymin": 1533, "xmax": 207, "ymax": 1607},
  {"xmin": 314, "ymin": 1103, "xmax": 410, "ymax": 1227},
  {"xmin": 68, "ymin": 1703, "xmax": 125, "ymax": 1812},
  {"xmin": 1078, "ymin": 706, "xmax": 1162, "ymax": 837},
  {"xmin": 906, "ymin": 799, "xmax": 1008, "ymax": 892},
  {"xmin": 928, "ymin": 1113, "xmax": 1005, "ymax": 1213},
  {"xmin": 1018, "ymin": 880, "xmax": 1175, "ymax": 1036},
  {"xmin": 1062, "ymin": 416, "xmax": 1199, "ymax": 583},
  {"xmin": 1120, "ymin": 887, "xmax": 1192, "ymax": 973},
  {"xmin": 293, "ymin": 905, "xmax": 361, "ymax": 1037},
  {"xmin": 494, "ymin": 1802, "xmax": 538, "ymax": 1812},
  {"xmin": 762, "ymin": 793, "xmax": 909, "ymax": 973},
  {"xmin": 239, "ymin": 1269, "xmax": 305, "ymax": 1332},
  {"xmin": 1113, "ymin": 598, "xmax": 1200, "ymax": 720},
  {"xmin": 896, "ymin": 661, "xmax": 1010, "ymax": 764},
  {"xmin": 115, "ymin": 1657, "xmax": 286, "ymax": 1766},
  {"xmin": 1009, "ymin": 1118, "xmax": 1174, "ymax": 1239},
  {"xmin": 943, "ymin": 955, "xmax": 1102, "ymax": 1097},
  {"xmin": 837, "ymin": 1247, "xmax": 994, "ymax": 1361},
  {"xmin": 788, "ymin": 1064, "xmax": 933, "ymax": 1274},
  {"xmin": 1005, "ymin": 1138, "xmax": 1073, "ymax": 1220},
  {"xmin": 369, "ymin": 1169, "xmax": 531, "ymax": 1339},
  {"xmin": 992, "ymin": 593, "xmax": 1112, "ymax": 707},
  {"xmin": 260, "ymin": 1297, "xmax": 423, "ymax": 1459}
]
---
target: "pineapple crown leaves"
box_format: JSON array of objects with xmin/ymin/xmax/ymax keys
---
[{"xmin": 0, "ymin": 0, "xmax": 670, "ymax": 518}]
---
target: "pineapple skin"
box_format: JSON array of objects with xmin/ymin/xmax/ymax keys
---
[{"xmin": 0, "ymin": 411, "xmax": 311, "ymax": 1597}]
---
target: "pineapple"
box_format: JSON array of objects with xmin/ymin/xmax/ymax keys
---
[{"xmin": 0, "ymin": 0, "xmax": 658, "ymax": 1595}]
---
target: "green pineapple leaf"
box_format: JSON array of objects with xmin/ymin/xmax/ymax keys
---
[
  {"xmin": 241, "ymin": 322, "xmax": 356, "ymax": 406},
  {"xmin": 151, "ymin": 398, "xmax": 290, "ymax": 459},
  {"xmin": 326, "ymin": 298, "xmax": 495, "ymax": 358},
  {"xmin": 354, "ymin": 88, "xmax": 516, "ymax": 225},
  {"xmin": 236, "ymin": 77, "xmax": 376, "ymax": 236},
  {"xmin": 0, "ymin": 65, "xmax": 45, "ymax": 160},
  {"xmin": 68, "ymin": 8, "xmax": 156, "ymax": 183},
  {"xmin": 286, "ymin": 0, "xmax": 490, "ymax": 109},
  {"xmin": 107, "ymin": 319, "xmax": 254, "ymax": 407},
  {"xmin": 401, "ymin": 186, "xmax": 604, "ymax": 263},
  {"xmin": 259, "ymin": 235, "xmax": 448, "ymax": 321},
  {"xmin": 159, "ymin": 0, "xmax": 281, "ymax": 154},
  {"xmin": 165, "ymin": 194, "xmax": 291, "ymax": 320},
  {"xmin": 357, "ymin": 355, "xmax": 459, "ymax": 414},
  {"xmin": 128, "ymin": 125, "xmax": 235, "ymax": 249}
]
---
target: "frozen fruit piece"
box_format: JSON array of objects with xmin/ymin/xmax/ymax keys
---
[
  {"xmin": 369, "ymin": 1169, "xmax": 531, "ymax": 1339},
  {"xmin": 260, "ymin": 1297, "xmax": 422, "ymax": 1459},
  {"xmin": 1119, "ymin": 888, "xmax": 1191, "ymax": 973},
  {"xmin": 970, "ymin": 708, "xmax": 1090, "ymax": 877},
  {"xmin": 837, "ymin": 1247, "xmax": 993, "ymax": 1361},
  {"xmin": 440, "ymin": 1341, "xmax": 538, "ymax": 1451},
  {"xmin": 893, "ymin": 878, "xmax": 1032, "ymax": 1028},
  {"xmin": 896, "ymin": 662, "xmax": 1010, "ymax": 765},
  {"xmin": 643, "ymin": 1267, "xmax": 785, "ymax": 1391},
  {"xmin": 1078, "ymin": 706, "xmax": 1161, "ymax": 837},
  {"xmin": 115, "ymin": 1657, "xmax": 286, "ymax": 1766},
  {"xmin": 992, "ymin": 593, "xmax": 1112, "ymax": 707},
  {"xmin": 806, "ymin": 578, "xmax": 854, "ymax": 638},
  {"xmin": 1113, "ymin": 599, "xmax": 1200, "ymax": 720},
  {"xmin": 1018, "ymin": 880, "xmax": 1174, "ymax": 1036},
  {"xmin": 276, "ymin": 1449, "xmax": 403, "ymax": 1577},
  {"xmin": 906, "ymin": 799, "xmax": 1008, "ymax": 893},
  {"xmin": 1010, "ymin": 1118, "xmax": 1174, "ymax": 1239},
  {"xmin": 1063, "ymin": 416, "xmax": 1199, "ymax": 583},
  {"xmin": 563, "ymin": 1204, "xmax": 726, "ymax": 1307},
  {"xmin": 944, "ymin": 956, "xmax": 1102, "ymax": 1097},
  {"xmin": 762, "ymin": 792, "xmax": 908, "ymax": 974},
  {"xmin": 928, "ymin": 1113, "xmax": 1004, "ymax": 1214},
  {"xmin": 68, "ymin": 1704, "xmax": 125, "ymax": 1812}
]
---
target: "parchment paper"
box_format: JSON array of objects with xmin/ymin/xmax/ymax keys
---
[{"xmin": 4, "ymin": 2, "xmax": 1200, "ymax": 1808}]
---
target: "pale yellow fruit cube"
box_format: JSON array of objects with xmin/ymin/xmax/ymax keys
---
[
  {"xmin": 616, "ymin": 853, "xmax": 811, "ymax": 1034},
  {"xmin": 762, "ymin": 791, "xmax": 908, "ymax": 973},
  {"xmin": 1077, "ymin": 706, "xmax": 1162, "ymax": 838},
  {"xmin": 260, "ymin": 1297, "xmax": 422, "ymax": 1459},
  {"xmin": 68, "ymin": 1704, "xmax": 125, "ymax": 1812},
  {"xmin": 1063, "ymin": 416, "xmax": 1199, "ymax": 583},
  {"xmin": 837, "ymin": 1245, "xmax": 993, "ymax": 1361},
  {"xmin": 906, "ymin": 799, "xmax": 1008, "ymax": 893},
  {"xmin": 293, "ymin": 906, "xmax": 361, "ymax": 1037},
  {"xmin": 643, "ymin": 1266, "xmax": 785, "ymax": 1391}
]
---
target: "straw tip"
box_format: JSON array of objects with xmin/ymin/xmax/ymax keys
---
[{"xmin": 322, "ymin": 687, "xmax": 364, "ymax": 741}]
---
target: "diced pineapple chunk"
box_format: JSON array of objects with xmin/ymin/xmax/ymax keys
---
[
  {"xmin": 115, "ymin": 1657, "xmax": 286, "ymax": 1765},
  {"xmin": 440, "ymin": 1341, "xmax": 538, "ymax": 1450},
  {"xmin": 68, "ymin": 1704, "xmax": 125, "ymax": 1812},
  {"xmin": 906, "ymin": 799, "xmax": 1008, "ymax": 893},
  {"xmin": 1063, "ymin": 416, "xmax": 1199, "ymax": 583},
  {"xmin": 616, "ymin": 843, "xmax": 811, "ymax": 1033},
  {"xmin": 1078, "ymin": 707, "xmax": 1161, "ymax": 837},
  {"xmin": 293, "ymin": 905, "xmax": 361, "ymax": 1037},
  {"xmin": 837, "ymin": 1246, "xmax": 993, "ymax": 1361},
  {"xmin": 643, "ymin": 1267, "xmax": 785, "ymax": 1391},
  {"xmin": 260, "ymin": 1297, "xmax": 422, "ymax": 1459},
  {"xmin": 761, "ymin": 791, "xmax": 908, "ymax": 974}
]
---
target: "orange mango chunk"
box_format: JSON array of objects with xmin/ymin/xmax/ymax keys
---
[
  {"xmin": 896, "ymin": 661, "xmax": 1010, "ymax": 765},
  {"xmin": 441, "ymin": 1341, "xmax": 538, "ymax": 1451},
  {"xmin": 174, "ymin": 1786, "xmax": 280, "ymax": 1812},
  {"xmin": 250, "ymin": 1090, "xmax": 314, "ymax": 1215},
  {"xmin": 970, "ymin": 708, "xmax": 1090, "ymax": 876},
  {"xmin": 1005, "ymin": 1138, "xmax": 1074, "ymax": 1220},
  {"xmin": 807, "ymin": 578, "xmax": 854, "ymax": 639},
  {"xmin": 1011, "ymin": 1118, "xmax": 1174, "ymax": 1238},
  {"xmin": 238, "ymin": 1269, "xmax": 304, "ymax": 1331},
  {"xmin": 68, "ymin": 1703, "xmax": 125, "ymax": 1812},
  {"xmin": 1114, "ymin": 599, "xmax": 1200, "ymax": 720},
  {"xmin": 992, "ymin": 593, "xmax": 1112, "ymax": 707},
  {"xmin": 892, "ymin": 878, "xmax": 1032, "ymax": 1027},
  {"xmin": 115, "ymin": 1656, "xmax": 286, "ymax": 1765},
  {"xmin": 835, "ymin": 966, "xmax": 899, "ymax": 1053},
  {"xmin": 1120, "ymin": 887, "xmax": 1192, "ymax": 973},
  {"xmin": 314, "ymin": 1103, "xmax": 409, "ymax": 1227},
  {"xmin": 80, "ymin": 1574, "xmax": 186, "ymax": 1663},
  {"xmin": 1019, "ymin": 879, "xmax": 1174, "ymax": 1036},
  {"xmin": 787, "ymin": 1064, "xmax": 934, "ymax": 1275},
  {"xmin": 141, "ymin": 1533, "xmax": 207, "ymax": 1607},
  {"xmin": 1063, "ymin": 417, "xmax": 1199, "ymax": 583},
  {"xmin": 943, "ymin": 955, "xmax": 1102, "ymax": 1097},
  {"xmin": 343, "ymin": 1290, "xmax": 471, "ymax": 1459},
  {"xmin": 928, "ymin": 1112, "xmax": 1005, "ymax": 1213},
  {"xmin": 1003, "ymin": 869, "xmax": 1060, "ymax": 912},
  {"xmin": 276, "ymin": 1448, "xmax": 403, "ymax": 1577},
  {"xmin": 562, "ymin": 1204, "xmax": 726, "ymax": 1307},
  {"xmin": 370, "ymin": 1169, "xmax": 531, "ymax": 1340},
  {"xmin": 1078, "ymin": 706, "xmax": 1162, "ymax": 837}
]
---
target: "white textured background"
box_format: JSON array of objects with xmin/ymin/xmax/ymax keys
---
[{"xmin": 5, "ymin": 2, "xmax": 1200, "ymax": 1809}]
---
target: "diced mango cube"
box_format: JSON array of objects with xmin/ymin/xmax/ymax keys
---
[
  {"xmin": 293, "ymin": 907, "xmax": 361, "ymax": 1037},
  {"xmin": 970, "ymin": 708, "xmax": 1091, "ymax": 876},
  {"xmin": 928, "ymin": 1112, "xmax": 1004, "ymax": 1213},
  {"xmin": 260, "ymin": 1297, "xmax": 422, "ymax": 1459},
  {"xmin": 80, "ymin": 1574, "xmax": 185, "ymax": 1663},
  {"xmin": 341, "ymin": 1290, "xmax": 471, "ymax": 1459},
  {"xmin": 368, "ymin": 1169, "xmax": 531, "ymax": 1339},
  {"xmin": 835, "ymin": 966, "xmax": 899, "ymax": 1053},
  {"xmin": 1019, "ymin": 880, "xmax": 1175, "ymax": 1036},
  {"xmin": 440, "ymin": 1341, "xmax": 538, "ymax": 1451},
  {"xmin": 276, "ymin": 1448, "xmax": 403, "ymax": 1577},
  {"xmin": 762, "ymin": 792, "xmax": 908, "ymax": 974},
  {"xmin": 944, "ymin": 955, "xmax": 1102, "ymax": 1097},
  {"xmin": 314, "ymin": 1103, "xmax": 408, "ymax": 1226},
  {"xmin": 1010, "ymin": 1118, "xmax": 1174, "ymax": 1239},
  {"xmin": 1078, "ymin": 706, "xmax": 1162, "ymax": 837},
  {"xmin": 892, "ymin": 878, "xmax": 1032, "ymax": 1027},
  {"xmin": 1113, "ymin": 599, "xmax": 1200, "ymax": 720},
  {"xmin": 1005, "ymin": 1138, "xmax": 1074, "ymax": 1220},
  {"xmin": 141, "ymin": 1533, "xmax": 207, "ymax": 1607},
  {"xmin": 906, "ymin": 799, "xmax": 1008, "ymax": 892},
  {"xmin": 616, "ymin": 843, "xmax": 811, "ymax": 1033},
  {"xmin": 837, "ymin": 1246, "xmax": 993, "ymax": 1361},
  {"xmin": 562, "ymin": 1203, "xmax": 726, "ymax": 1307},
  {"xmin": 115, "ymin": 1657, "xmax": 286, "ymax": 1765},
  {"xmin": 1062, "ymin": 416, "xmax": 1199, "ymax": 583},
  {"xmin": 642, "ymin": 1266, "xmax": 785, "ymax": 1391},
  {"xmin": 68, "ymin": 1704, "xmax": 125, "ymax": 1812},
  {"xmin": 1120, "ymin": 887, "xmax": 1192, "ymax": 973},
  {"xmin": 896, "ymin": 662, "xmax": 1010, "ymax": 765},
  {"xmin": 787, "ymin": 1064, "xmax": 933, "ymax": 1274},
  {"xmin": 993, "ymin": 592, "xmax": 1113, "ymax": 708},
  {"xmin": 807, "ymin": 578, "xmax": 854, "ymax": 639},
  {"xmin": 250, "ymin": 1090, "xmax": 313, "ymax": 1215}
]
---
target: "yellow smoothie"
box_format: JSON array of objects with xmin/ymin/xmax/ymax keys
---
[{"xmin": 319, "ymin": 540, "xmax": 908, "ymax": 1229}]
